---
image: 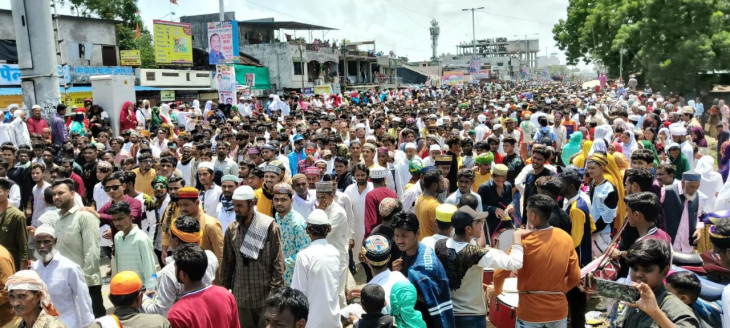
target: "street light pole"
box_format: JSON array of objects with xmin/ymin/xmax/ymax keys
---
[{"xmin": 462, "ymin": 7, "xmax": 483, "ymax": 58}]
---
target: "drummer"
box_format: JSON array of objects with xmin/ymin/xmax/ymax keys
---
[{"xmin": 433, "ymin": 206, "xmax": 532, "ymax": 327}]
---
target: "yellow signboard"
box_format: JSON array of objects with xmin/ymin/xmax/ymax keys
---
[
  {"xmin": 120, "ymin": 50, "xmax": 141, "ymax": 66},
  {"xmin": 62, "ymin": 91, "xmax": 94, "ymax": 108},
  {"xmin": 153, "ymin": 20, "xmax": 193, "ymax": 65}
]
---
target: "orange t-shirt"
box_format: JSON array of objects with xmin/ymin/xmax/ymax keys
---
[{"xmin": 493, "ymin": 227, "xmax": 581, "ymax": 323}]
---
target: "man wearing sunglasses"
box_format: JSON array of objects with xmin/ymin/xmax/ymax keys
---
[{"xmin": 91, "ymin": 172, "xmax": 143, "ymax": 244}]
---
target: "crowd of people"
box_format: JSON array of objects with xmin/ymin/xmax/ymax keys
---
[{"xmin": 0, "ymin": 81, "xmax": 729, "ymax": 328}]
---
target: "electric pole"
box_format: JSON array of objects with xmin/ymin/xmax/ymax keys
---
[
  {"xmin": 462, "ymin": 7, "xmax": 483, "ymax": 58},
  {"xmin": 11, "ymin": 0, "xmax": 60, "ymax": 121}
]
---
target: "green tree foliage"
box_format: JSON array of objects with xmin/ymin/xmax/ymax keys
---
[
  {"xmin": 59, "ymin": 0, "xmax": 156, "ymax": 68},
  {"xmin": 553, "ymin": 0, "xmax": 730, "ymax": 92}
]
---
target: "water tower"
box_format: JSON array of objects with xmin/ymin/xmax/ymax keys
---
[{"xmin": 430, "ymin": 19, "xmax": 440, "ymax": 64}]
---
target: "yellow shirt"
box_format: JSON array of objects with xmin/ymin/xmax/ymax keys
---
[
  {"xmin": 132, "ymin": 168, "xmax": 157, "ymax": 197},
  {"xmin": 415, "ymin": 195, "xmax": 440, "ymax": 240},
  {"xmin": 254, "ymin": 188, "xmax": 274, "ymax": 217},
  {"xmin": 473, "ymin": 171, "xmax": 491, "ymax": 193}
]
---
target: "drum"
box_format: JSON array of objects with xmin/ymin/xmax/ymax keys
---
[
  {"xmin": 489, "ymin": 278, "xmax": 519, "ymax": 328},
  {"xmin": 483, "ymin": 268, "xmax": 494, "ymax": 285},
  {"xmin": 492, "ymin": 228, "xmax": 515, "ymax": 253}
]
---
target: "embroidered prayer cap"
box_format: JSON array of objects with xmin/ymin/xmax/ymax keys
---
[
  {"xmin": 435, "ymin": 155, "xmax": 452, "ymax": 165},
  {"xmin": 263, "ymin": 165, "xmax": 281, "ymax": 175},
  {"xmin": 291, "ymin": 173, "xmax": 307, "ymax": 182},
  {"xmin": 303, "ymin": 167, "xmax": 321, "ymax": 176},
  {"xmin": 682, "ymin": 171, "xmax": 700, "ymax": 182},
  {"xmin": 221, "ymin": 175, "xmax": 239, "ymax": 183},
  {"xmin": 681, "ymin": 106, "xmax": 694, "ymax": 115},
  {"xmin": 233, "ymin": 185, "xmax": 256, "ymax": 201},
  {"xmin": 247, "ymin": 147, "xmax": 261, "ymax": 155},
  {"xmin": 110, "ymin": 271, "xmax": 142, "ymax": 295},
  {"xmin": 370, "ymin": 167, "xmax": 387, "ymax": 179},
  {"xmin": 151, "ymin": 176, "xmax": 168, "ymax": 188},
  {"xmin": 261, "ymin": 143, "xmax": 277, "ymax": 151},
  {"xmin": 361, "ymin": 235, "xmax": 391, "ymax": 266},
  {"xmin": 363, "ymin": 143, "xmax": 377, "ymax": 152},
  {"xmin": 429, "ymin": 144, "xmax": 442, "ymax": 153},
  {"xmin": 273, "ymin": 183, "xmax": 294, "ymax": 195},
  {"xmin": 669, "ymin": 124, "xmax": 686, "ymax": 136},
  {"xmin": 140, "ymin": 130, "xmax": 150, "ymax": 138},
  {"xmin": 315, "ymin": 181, "xmax": 334, "ymax": 193},
  {"xmin": 35, "ymin": 224, "xmax": 56, "ymax": 239},
  {"xmin": 475, "ymin": 152, "xmax": 494, "ymax": 165},
  {"xmin": 493, "ymin": 124, "xmax": 503, "ymax": 131},
  {"xmin": 426, "ymin": 135, "xmax": 441, "ymax": 144},
  {"xmin": 492, "ymin": 164, "xmax": 508, "ymax": 176},
  {"xmin": 378, "ymin": 197, "xmax": 401, "ymax": 218},
  {"xmin": 467, "ymin": 129, "xmax": 476, "ymax": 135},
  {"xmin": 306, "ymin": 209, "xmax": 329, "ymax": 225},
  {"xmin": 421, "ymin": 166, "xmax": 436, "ymax": 175},
  {"xmin": 408, "ymin": 158, "xmax": 424, "ymax": 175},
  {"xmin": 198, "ymin": 161, "xmax": 214, "ymax": 171},
  {"xmin": 435, "ymin": 204, "xmax": 458, "ymax": 223},
  {"xmin": 177, "ymin": 186, "xmax": 199, "ymax": 200},
  {"xmin": 405, "ymin": 142, "xmax": 417, "ymax": 150},
  {"xmin": 377, "ymin": 146, "xmax": 389, "ymax": 154}
]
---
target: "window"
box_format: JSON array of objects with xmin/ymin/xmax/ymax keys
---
[
  {"xmin": 293, "ymin": 61, "xmax": 303, "ymax": 75},
  {"xmin": 146, "ymin": 72, "xmax": 156, "ymax": 81},
  {"xmin": 497, "ymin": 62, "xmax": 504, "ymax": 66}
]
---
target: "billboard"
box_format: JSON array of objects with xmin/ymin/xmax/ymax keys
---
[
  {"xmin": 441, "ymin": 70, "xmax": 470, "ymax": 86},
  {"xmin": 216, "ymin": 65, "xmax": 237, "ymax": 106},
  {"xmin": 120, "ymin": 50, "xmax": 141, "ymax": 66},
  {"xmin": 153, "ymin": 20, "xmax": 193, "ymax": 65},
  {"xmin": 472, "ymin": 70, "xmax": 491, "ymax": 80},
  {"xmin": 207, "ymin": 21, "xmax": 240, "ymax": 65}
]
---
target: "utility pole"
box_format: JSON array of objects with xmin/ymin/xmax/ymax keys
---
[
  {"xmin": 219, "ymin": 0, "xmax": 225, "ymax": 21},
  {"xmin": 462, "ymin": 7, "xmax": 483, "ymax": 58},
  {"xmin": 11, "ymin": 0, "xmax": 60, "ymax": 121}
]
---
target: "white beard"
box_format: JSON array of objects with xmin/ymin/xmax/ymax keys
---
[{"xmin": 34, "ymin": 248, "xmax": 57, "ymax": 263}]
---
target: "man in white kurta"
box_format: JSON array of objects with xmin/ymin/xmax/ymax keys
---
[
  {"xmin": 32, "ymin": 225, "xmax": 94, "ymax": 328},
  {"xmin": 316, "ymin": 182, "xmax": 349, "ymax": 308},
  {"xmin": 344, "ymin": 179, "xmax": 373, "ymax": 266},
  {"xmin": 291, "ymin": 209, "xmax": 342, "ymax": 328}
]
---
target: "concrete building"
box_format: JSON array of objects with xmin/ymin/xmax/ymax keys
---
[
  {"xmin": 180, "ymin": 12, "xmax": 237, "ymax": 52},
  {"xmin": 537, "ymin": 53, "xmax": 561, "ymax": 70},
  {"xmin": 0, "ymin": 9, "xmax": 119, "ymax": 67}
]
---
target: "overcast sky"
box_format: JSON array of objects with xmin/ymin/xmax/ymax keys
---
[{"xmin": 1, "ymin": 0, "xmax": 569, "ymax": 63}]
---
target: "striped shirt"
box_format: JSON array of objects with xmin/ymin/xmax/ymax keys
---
[{"xmin": 114, "ymin": 225, "xmax": 157, "ymax": 290}]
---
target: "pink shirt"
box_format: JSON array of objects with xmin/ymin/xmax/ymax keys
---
[{"xmin": 168, "ymin": 285, "xmax": 240, "ymax": 328}]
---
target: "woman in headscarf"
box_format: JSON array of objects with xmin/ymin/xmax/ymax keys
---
[
  {"xmin": 119, "ymin": 101, "xmax": 137, "ymax": 131},
  {"xmin": 561, "ymin": 131, "xmax": 583, "ymax": 166},
  {"xmin": 69, "ymin": 109, "xmax": 87, "ymax": 137},
  {"xmin": 643, "ymin": 127, "xmax": 657, "ymax": 144},
  {"xmin": 572, "ymin": 140, "xmax": 593, "ymax": 168},
  {"xmin": 390, "ymin": 281, "xmax": 427, "ymax": 328},
  {"xmin": 656, "ymin": 127, "xmax": 671, "ymax": 152},
  {"xmin": 610, "ymin": 141, "xmax": 623, "ymax": 156},
  {"xmin": 695, "ymin": 156, "xmax": 723, "ymax": 211},
  {"xmin": 667, "ymin": 143, "xmax": 691, "ymax": 178},
  {"xmin": 620, "ymin": 130, "xmax": 638, "ymax": 160},
  {"xmin": 638, "ymin": 140, "xmax": 661, "ymax": 169},
  {"xmin": 719, "ymin": 141, "xmax": 730, "ymax": 182},
  {"xmin": 690, "ymin": 126, "xmax": 708, "ymax": 156},
  {"xmin": 150, "ymin": 106, "xmax": 163, "ymax": 132},
  {"xmin": 613, "ymin": 152, "xmax": 629, "ymax": 178},
  {"xmin": 585, "ymin": 152, "xmax": 626, "ymax": 256}
]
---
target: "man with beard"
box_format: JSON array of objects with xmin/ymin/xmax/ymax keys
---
[
  {"xmin": 40, "ymin": 147, "xmax": 57, "ymax": 183},
  {"xmin": 142, "ymin": 215, "xmax": 219, "ymax": 316},
  {"xmin": 31, "ymin": 224, "xmax": 94, "ymax": 328},
  {"xmin": 363, "ymin": 167, "xmax": 397, "ymax": 238},
  {"xmin": 291, "ymin": 173, "xmax": 316, "ymax": 222},
  {"xmin": 254, "ymin": 165, "xmax": 281, "ymax": 217},
  {"xmin": 272, "ymin": 182, "xmax": 309, "ymax": 286},
  {"xmin": 217, "ymin": 175, "xmax": 239, "ymax": 234},
  {"xmin": 177, "ymin": 144, "xmax": 195, "ymax": 186},
  {"xmin": 259, "ymin": 143, "xmax": 277, "ymax": 168},
  {"xmin": 221, "ymin": 185, "xmax": 284, "ymax": 328},
  {"xmin": 315, "ymin": 181, "xmax": 350, "ymax": 307},
  {"xmin": 151, "ymin": 176, "xmax": 171, "ymax": 265},
  {"xmin": 176, "ymin": 186, "xmax": 224, "ymax": 283},
  {"xmin": 519, "ymin": 145, "xmax": 555, "ymax": 219},
  {"xmin": 159, "ymin": 175, "xmax": 184, "ymax": 265}
]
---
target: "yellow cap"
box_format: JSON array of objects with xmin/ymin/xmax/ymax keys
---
[
  {"xmin": 110, "ymin": 271, "xmax": 142, "ymax": 295},
  {"xmin": 435, "ymin": 204, "xmax": 458, "ymax": 222}
]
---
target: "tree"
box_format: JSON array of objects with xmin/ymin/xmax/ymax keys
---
[
  {"xmin": 59, "ymin": 0, "xmax": 157, "ymax": 68},
  {"xmin": 553, "ymin": 0, "xmax": 730, "ymax": 93}
]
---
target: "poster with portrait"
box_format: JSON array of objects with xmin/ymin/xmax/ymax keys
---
[
  {"xmin": 153, "ymin": 20, "xmax": 193, "ymax": 65},
  {"xmin": 207, "ymin": 21, "xmax": 240, "ymax": 65},
  {"xmin": 216, "ymin": 65, "xmax": 237, "ymax": 105}
]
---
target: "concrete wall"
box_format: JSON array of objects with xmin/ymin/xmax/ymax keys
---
[
  {"xmin": 180, "ymin": 12, "xmax": 236, "ymax": 51},
  {"xmin": 0, "ymin": 10, "xmax": 118, "ymax": 66},
  {"xmin": 241, "ymin": 42, "xmax": 294, "ymax": 90}
]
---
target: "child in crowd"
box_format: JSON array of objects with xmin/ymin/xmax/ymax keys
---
[
  {"xmin": 666, "ymin": 271, "xmax": 718, "ymax": 328},
  {"xmin": 354, "ymin": 285, "xmax": 395, "ymax": 328}
]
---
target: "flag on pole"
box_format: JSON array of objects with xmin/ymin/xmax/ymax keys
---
[
  {"xmin": 170, "ymin": 0, "xmax": 178, "ymax": 4},
  {"xmin": 134, "ymin": 11, "xmax": 141, "ymax": 39}
]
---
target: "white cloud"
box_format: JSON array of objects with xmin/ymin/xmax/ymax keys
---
[{"xmin": 0, "ymin": 0, "xmax": 569, "ymax": 62}]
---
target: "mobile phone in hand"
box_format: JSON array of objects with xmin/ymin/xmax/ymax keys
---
[{"xmin": 596, "ymin": 279, "xmax": 640, "ymax": 303}]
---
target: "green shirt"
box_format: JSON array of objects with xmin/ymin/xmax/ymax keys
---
[
  {"xmin": 0, "ymin": 206, "xmax": 28, "ymax": 271},
  {"xmin": 114, "ymin": 225, "xmax": 157, "ymax": 290},
  {"xmin": 55, "ymin": 206, "xmax": 101, "ymax": 286},
  {"xmin": 617, "ymin": 286, "xmax": 699, "ymax": 328}
]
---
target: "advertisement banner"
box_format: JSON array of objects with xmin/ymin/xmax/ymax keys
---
[
  {"xmin": 0, "ymin": 64, "xmax": 66, "ymax": 86},
  {"xmin": 216, "ymin": 65, "xmax": 237, "ymax": 105},
  {"xmin": 469, "ymin": 58, "xmax": 480, "ymax": 73},
  {"xmin": 62, "ymin": 91, "xmax": 94, "ymax": 108},
  {"xmin": 160, "ymin": 90, "xmax": 176, "ymax": 102},
  {"xmin": 120, "ymin": 50, "xmax": 141, "ymax": 66},
  {"xmin": 207, "ymin": 21, "xmax": 240, "ymax": 65},
  {"xmin": 153, "ymin": 20, "xmax": 193, "ymax": 65},
  {"xmin": 441, "ymin": 70, "xmax": 467, "ymax": 86},
  {"xmin": 472, "ymin": 70, "xmax": 491, "ymax": 80},
  {"xmin": 245, "ymin": 73, "xmax": 255, "ymax": 87}
]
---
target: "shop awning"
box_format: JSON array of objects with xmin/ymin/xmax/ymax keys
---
[
  {"xmin": 234, "ymin": 65, "xmax": 271, "ymax": 90},
  {"xmin": 0, "ymin": 85, "xmax": 162, "ymax": 96}
]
